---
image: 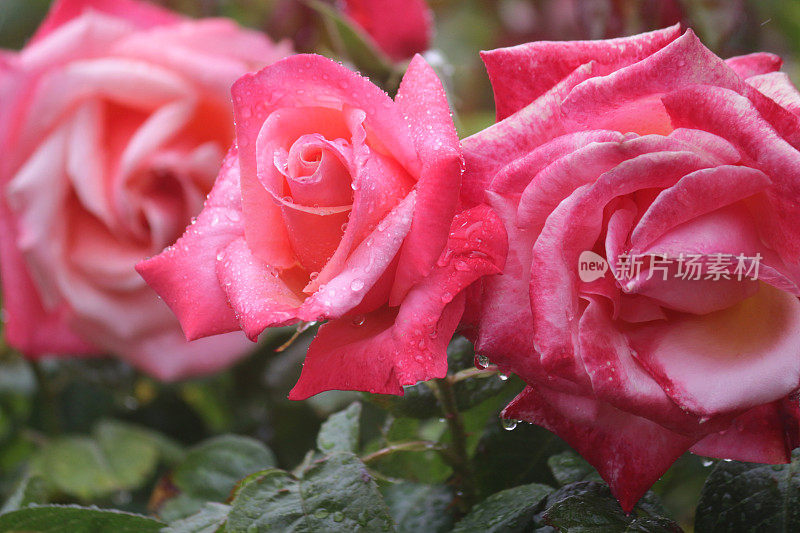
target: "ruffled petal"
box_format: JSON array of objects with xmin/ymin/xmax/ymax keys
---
[
  {"xmin": 662, "ymin": 86, "xmax": 800, "ymax": 268},
  {"xmin": 289, "ymin": 204, "xmax": 506, "ymax": 399},
  {"xmin": 481, "ymin": 25, "xmax": 680, "ymax": 120},
  {"xmin": 561, "ymin": 30, "xmax": 741, "ymax": 134},
  {"xmin": 297, "ymin": 192, "xmax": 416, "ymax": 321},
  {"xmin": 628, "ymin": 283, "xmax": 800, "ymax": 417},
  {"xmin": 630, "ymin": 165, "xmax": 771, "ymax": 251}
]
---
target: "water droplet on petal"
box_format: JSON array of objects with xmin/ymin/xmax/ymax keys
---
[
  {"xmin": 350, "ymin": 279, "xmax": 364, "ymax": 291},
  {"xmin": 474, "ymin": 354, "xmax": 490, "ymax": 369},
  {"xmin": 501, "ymin": 419, "xmax": 519, "ymax": 431},
  {"xmin": 309, "ymin": 271, "xmax": 319, "ymax": 280},
  {"xmin": 352, "ymin": 315, "xmax": 366, "ymax": 326}
]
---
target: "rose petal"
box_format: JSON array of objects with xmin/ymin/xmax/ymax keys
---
[
  {"xmin": 391, "ymin": 55, "xmax": 462, "ymax": 303},
  {"xmin": 725, "ymin": 52, "xmax": 782, "ymax": 79},
  {"xmin": 662, "ymin": 86, "xmax": 800, "ymax": 269},
  {"xmin": 561, "ymin": 30, "xmax": 742, "ymax": 134},
  {"xmin": 289, "ymin": 204, "xmax": 506, "ymax": 399},
  {"xmin": 630, "ymin": 165, "xmax": 771, "ymax": 251},
  {"xmin": 216, "ymin": 237, "xmax": 302, "ymax": 341},
  {"xmin": 503, "ymin": 385, "xmax": 694, "ymax": 513},
  {"xmin": 481, "ymin": 24, "xmax": 681, "ymax": 120},
  {"xmin": 461, "ymin": 62, "xmax": 596, "ymax": 205},
  {"xmin": 690, "ymin": 401, "xmax": 798, "ymax": 464},
  {"xmin": 31, "ymin": 0, "xmax": 180, "ymax": 44},
  {"xmin": 298, "ymin": 191, "xmax": 415, "ymax": 321},
  {"xmin": 135, "ymin": 147, "xmax": 243, "ymax": 340},
  {"xmin": 629, "ymin": 283, "xmax": 800, "ymax": 416},
  {"xmin": 747, "ymin": 72, "xmax": 800, "ymax": 118}
]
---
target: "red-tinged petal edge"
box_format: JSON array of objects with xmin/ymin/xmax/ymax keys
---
[
  {"xmin": 481, "ymin": 24, "xmax": 681, "ymax": 120},
  {"xmin": 690, "ymin": 400, "xmax": 800, "ymax": 464},
  {"xmin": 503, "ymin": 386, "xmax": 694, "ymax": 513}
]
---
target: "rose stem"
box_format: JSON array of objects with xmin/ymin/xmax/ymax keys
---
[{"xmin": 434, "ymin": 375, "xmax": 477, "ymax": 516}]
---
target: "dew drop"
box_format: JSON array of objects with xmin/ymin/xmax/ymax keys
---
[
  {"xmin": 702, "ymin": 459, "xmax": 714, "ymax": 467},
  {"xmin": 352, "ymin": 315, "xmax": 366, "ymax": 326},
  {"xmin": 501, "ymin": 419, "xmax": 519, "ymax": 431},
  {"xmin": 309, "ymin": 271, "xmax": 319, "ymax": 280},
  {"xmin": 499, "ymin": 374, "xmax": 509, "ymax": 381},
  {"xmin": 474, "ymin": 354, "xmax": 490, "ymax": 369},
  {"xmin": 350, "ymin": 279, "xmax": 364, "ymax": 291}
]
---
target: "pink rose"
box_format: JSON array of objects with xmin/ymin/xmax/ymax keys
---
[
  {"xmin": 463, "ymin": 25, "xmax": 800, "ymax": 511},
  {"xmin": 0, "ymin": 0, "xmax": 291, "ymax": 379},
  {"xmin": 137, "ymin": 54, "xmax": 506, "ymax": 400},
  {"xmin": 341, "ymin": 0, "xmax": 432, "ymax": 61}
]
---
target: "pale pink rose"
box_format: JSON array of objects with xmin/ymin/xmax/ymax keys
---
[
  {"xmin": 0, "ymin": 0, "xmax": 291, "ymax": 379},
  {"xmin": 464, "ymin": 25, "xmax": 800, "ymax": 511},
  {"xmin": 138, "ymin": 54, "xmax": 507, "ymax": 399}
]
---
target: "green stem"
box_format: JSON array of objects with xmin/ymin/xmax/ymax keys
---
[
  {"xmin": 434, "ymin": 376, "xmax": 477, "ymax": 515},
  {"xmin": 361, "ymin": 440, "xmax": 440, "ymax": 463}
]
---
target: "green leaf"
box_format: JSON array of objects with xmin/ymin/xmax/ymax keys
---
[
  {"xmin": 163, "ymin": 503, "xmax": 230, "ymax": 533},
  {"xmin": 694, "ymin": 450, "xmax": 800, "ymax": 532},
  {"xmin": 0, "ymin": 505, "xmax": 164, "ymax": 532},
  {"xmin": 366, "ymin": 418, "xmax": 451, "ymax": 484},
  {"xmin": 32, "ymin": 420, "xmax": 166, "ymax": 500},
  {"xmin": 382, "ymin": 482, "xmax": 453, "ymax": 533},
  {"xmin": 453, "ymin": 483, "xmax": 553, "ymax": 532},
  {"xmin": 316, "ymin": 402, "xmax": 362, "ymax": 453},
  {"xmin": 173, "ymin": 435, "xmax": 277, "ymax": 503},
  {"xmin": 547, "ymin": 451, "xmax": 603, "ymax": 487},
  {"xmin": 226, "ymin": 452, "xmax": 394, "ymax": 532},
  {"xmin": 542, "ymin": 481, "xmax": 682, "ymax": 533},
  {"xmin": 472, "ymin": 420, "xmax": 568, "ymax": 497},
  {"xmin": 0, "ymin": 474, "xmax": 48, "ymax": 513}
]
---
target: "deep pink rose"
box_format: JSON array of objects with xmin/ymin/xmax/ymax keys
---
[
  {"xmin": 138, "ymin": 54, "xmax": 506, "ymax": 400},
  {"xmin": 463, "ymin": 25, "xmax": 800, "ymax": 511},
  {"xmin": 341, "ymin": 0, "xmax": 432, "ymax": 61},
  {"xmin": 0, "ymin": 0, "xmax": 291, "ymax": 379}
]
